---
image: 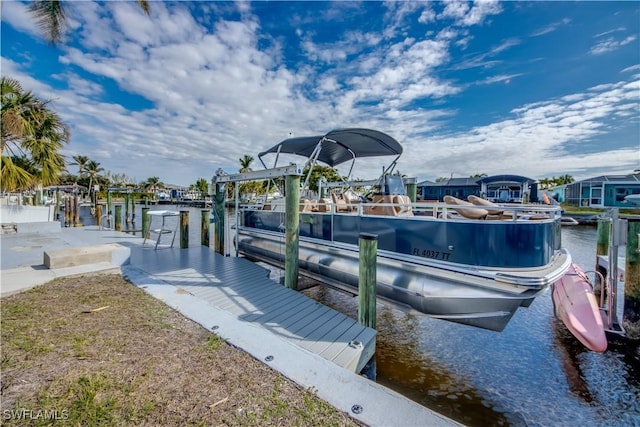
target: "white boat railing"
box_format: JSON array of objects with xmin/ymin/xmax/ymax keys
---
[{"xmin": 251, "ymin": 198, "xmax": 562, "ymax": 222}]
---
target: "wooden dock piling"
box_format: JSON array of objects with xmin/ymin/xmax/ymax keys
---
[
  {"xmin": 96, "ymin": 204, "xmax": 103, "ymax": 228},
  {"xmin": 358, "ymin": 233, "xmax": 378, "ymax": 329},
  {"xmin": 115, "ymin": 205, "xmax": 122, "ymax": 231},
  {"xmin": 142, "ymin": 207, "xmax": 150, "ymax": 239},
  {"xmin": 284, "ymin": 174, "xmax": 300, "ymax": 290},
  {"xmin": 214, "ymin": 183, "xmax": 225, "ymax": 255},
  {"xmin": 358, "ymin": 232, "xmax": 378, "ymax": 379},
  {"xmin": 125, "ymin": 194, "xmax": 130, "ymax": 224},
  {"xmin": 55, "ymin": 189, "xmax": 61, "ymax": 222},
  {"xmin": 596, "ymin": 218, "xmax": 611, "ymax": 292},
  {"xmin": 180, "ymin": 210, "xmax": 189, "ymax": 249},
  {"xmin": 64, "ymin": 196, "xmax": 70, "ymax": 227},
  {"xmin": 201, "ymin": 209, "xmax": 210, "ymax": 247},
  {"xmin": 405, "ymin": 177, "xmax": 417, "ymax": 203},
  {"xmin": 107, "ymin": 191, "xmax": 112, "ymax": 219}
]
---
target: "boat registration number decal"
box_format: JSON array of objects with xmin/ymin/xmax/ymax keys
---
[{"xmin": 412, "ymin": 248, "xmax": 451, "ymax": 261}]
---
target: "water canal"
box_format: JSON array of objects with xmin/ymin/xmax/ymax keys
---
[{"xmin": 80, "ymin": 205, "xmax": 639, "ymax": 426}]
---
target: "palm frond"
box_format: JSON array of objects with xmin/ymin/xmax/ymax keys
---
[
  {"xmin": 1, "ymin": 155, "xmax": 34, "ymax": 191},
  {"xmin": 29, "ymin": 0, "xmax": 67, "ymax": 44}
]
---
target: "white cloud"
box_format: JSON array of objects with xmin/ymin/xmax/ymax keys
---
[
  {"xmin": 530, "ymin": 18, "xmax": 571, "ymax": 37},
  {"xmin": 3, "ymin": 2, "xmax": 638, "ymax": 186},
  {"xmin": 438, "ymin": 0, "xmax": 501, "ymax": 27},
  {"xmin": 395, "ymin": 79, "xmax": 640, "ymax": 181},
  {"xmin": 590, "ymin": 35, "xmax": 637, "ymax": 55},
  {"xmin": 1, "ymin": 1, "xmax": 42, "ymax": 39}
]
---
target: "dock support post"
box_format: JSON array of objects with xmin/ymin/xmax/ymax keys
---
[
  {"xmin": 595, "ymin": 218, "xmax": 611, "ymax": 292},
  {"xmin": 405, "ymin": 177, "xmax": 417, "ymax": 203},
  {"xmin": 201, "ymin": 209, "xmax": 210, "ymax": 247},
  {"xmin": 624, "ymin": 217, "xmax": 640, "ymax": 339},
  {"xmin": 55, "ymin": 189, "xmax": 61, "ymax": 222},
  {"xmin": 214, "ymin": 182, "xmax": 225, "ymax": 255},
  {"xmin": 73, "ymin": 195, "xmax": 80, "ymax": 226},
  {"xmin": 358, "ymin": 233, "xmax": 378, "ymax": 329},
  {"xmin": 125, "ymin": 194, "xmax": 130, "ymax": 224},
  {"xmin": 180, "ymin": 210, "xmax": 189, "ymax": 249},
  {"xmin": 130, "ymin": 194, "xmax": 136, "ymax": 223},
  {"xmin": 142, "ymin": 207, "xmax": 150, "ymax": 239},
  {"xmin": 96, "ymin": 204, "xmax": 103, "ymax": 228},
  {"xmin": 107, "ymin": 191, "xmax": 112, "ymax": 220},
  {"xmin": 64, "ymin": 197, "xmax": 70, "ymax": 227},
  {"xmin": 358, "ymin": 233, "xmax": 378, "ymax": 380},
  {"xmin": 115, "ymin": 205, "xmax": 122, "ymax": 231},
  {"xmin": 284, "ymin": 174, "xmax": 300, "ymax": 290}
]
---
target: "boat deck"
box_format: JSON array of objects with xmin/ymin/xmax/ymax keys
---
[{"xmin": 128, "ymin": 246, "xmax": 376, "ymax": 373}]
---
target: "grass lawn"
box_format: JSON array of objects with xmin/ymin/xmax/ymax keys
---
[{"xmin": 1, "ymin": 273, "xmax": 362, "ymax": 426}]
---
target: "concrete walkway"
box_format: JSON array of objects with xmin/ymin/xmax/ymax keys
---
[
  {"xmin": 1, "ymin": 225, "xmax": 143, "ymax": 297},
  {"xmin": 0, "ymin": 225, "xmax": 460, "ymax": 427}
]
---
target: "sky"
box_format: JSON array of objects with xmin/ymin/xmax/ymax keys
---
[{"xmin": 2, "ymin": 1, "xmax": 639, "ymax": 187}]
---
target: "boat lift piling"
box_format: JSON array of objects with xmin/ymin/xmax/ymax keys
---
[
  {"xmin": 115, "ymin": 205, "xmax": 122, "ymax": 231},
  {"xmin": 142, "ymin": 207, "xmax": 150, "ymax": 239},
  {"xmin": 595, "ymin": 218, "xmax": 611, "ymax": 292},
  {"xmin": 596, "ymin": 209, "xmax": 640, "ymax": 339},
  {"xmin": 125, "ymin": 194, "xmax": 130, "ymax": 224},
  {"xmin": 358, "ymin": 233, "xmax": 378, "ymax": 380},
  {"xmin": 201, "ymin": 209, "xmax": 210, "ymax": 247},
  {"xmin": 623, "ymin": 216, "xmax": 640, "ymax": 339},
  {"xmin": 284, "ymin": 174, "xmax": 300, "ymax": 290},
  {"xmin": 405, "ymin": 177, "xmax": 417, "ymax": 203},
  {"xmin": 180, "ymin": 210, "xmax": 189, "ymax": 249},
  {"xmin": 213, "ymin": 178, "xmax": 226, "ymax": 256}
]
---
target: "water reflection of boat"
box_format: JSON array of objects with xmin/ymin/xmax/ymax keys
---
[
  {"xmin": 236, "ymin": 128, "xmax": 571, "ymax": 332},
  {"xmin": 560, "ymin": 216, "xmax": 579, "ymax": 226}
]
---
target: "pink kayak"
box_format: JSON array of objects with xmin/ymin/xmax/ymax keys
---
[{"xmin": 552, "ymin": 264, "xmax": 607, "ymax": 352}]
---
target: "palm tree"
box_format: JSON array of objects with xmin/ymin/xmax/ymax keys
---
[
  {"xmin": 239, "ymin": 155, "xmax": 254, "ymax": 173},
  {"xmin": 70, "ymin": 154, "xmax": 89, "ymax": 179},
  {"xmin": 1, "ymin": 76, "xmax": 69, "ymax": 191},
  {"xmin": 538, "ymin": 178, "xmax": 552, "ymax": 190},
  {"xmin": 142, "ymin": 176, "xmax": 164, "ymax": 197},
  {"xmin": 84, "ymin": 160, "xmax": 104, "ymax": 195},
  {"xmin": 560, "ymin": 174, "xmax": 574, "ymax": 185},
  {"xmin": 29, "ymin": 0, "xmax": 151, "ymax": 44}
]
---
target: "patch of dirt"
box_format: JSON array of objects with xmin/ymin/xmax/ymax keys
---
[{"xmin": 1, "ymin": 274, "xmax": 363, "ymax": 426}]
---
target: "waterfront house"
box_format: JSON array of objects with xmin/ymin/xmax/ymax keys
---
[{"xmin": 562, "ymin": 174, "xmax": 640, "ymax": 208}]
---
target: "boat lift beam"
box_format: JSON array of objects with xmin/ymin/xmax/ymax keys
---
[{"xmin": 213, "ymin": 164, "xmax": 302, "ymax": 184}]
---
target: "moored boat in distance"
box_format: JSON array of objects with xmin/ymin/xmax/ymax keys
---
[
  {"xmin": 624, "ymin": 193, "xmax": 640, "ymax": 206},
  {"xmin": 235, "ymin": 129, "xmax": 572, "ymax": 333}
]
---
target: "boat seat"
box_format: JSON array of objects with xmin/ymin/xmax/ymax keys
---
[
  {"xmin": 443, "ymin": 196, "xmax": 489, "ymax": 220},
  {"xmin": 362, "ymin": 194, "xmax": 397, "ymax": 216},
  {"xmin": 467, "ymin": 195, "xmax": 504, "ymax": 216},
  {"xmin": 393, "ymin": 195, "xmax": 414, "ymax": 216},
  {"xmin": 299, "ymin": 199, "xmax": 316, "ymax": 213},
  {"xmin": 315, "ymin": 198, "xmax": 331, "ymax": 212},
  {"xmin": 331, "ymin": 192, "xmax": 356, "ymax": 213}
]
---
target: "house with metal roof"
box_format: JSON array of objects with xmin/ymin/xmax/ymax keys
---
[
  {"xmin": 418, "ymin": 177, "xmax": 480, "ymax": 202},
  {"xmin": 418, "ymin": 175, "xmax": 539, "ymax": 203},
  {"xmin": 563, "ymin": 174, "xmax": 640, "ymax": 208}
]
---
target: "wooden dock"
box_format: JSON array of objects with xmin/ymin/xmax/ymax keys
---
[{"xmin": 127, "ymin": 246, "xmax": 376, "ymax": 373}]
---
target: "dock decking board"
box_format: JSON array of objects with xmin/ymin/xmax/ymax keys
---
[{"xmin": 129, "ymin": 246, "xmax": 376, "ymax": 372}]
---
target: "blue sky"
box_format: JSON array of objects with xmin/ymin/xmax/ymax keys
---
[{"xmin": 2, "ymin": 1, "xmax": 639, "ymax": 187}]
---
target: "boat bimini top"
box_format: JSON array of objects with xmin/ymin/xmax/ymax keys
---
[{"xmin": 258, "ymin": 128, "xmax": 403, "ymax": 182}]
